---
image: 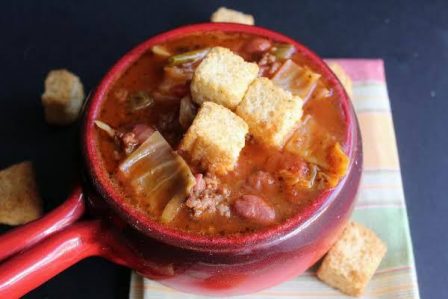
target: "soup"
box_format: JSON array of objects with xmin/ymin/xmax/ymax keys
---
[{"xmin": 95, "ymin": 31, "xmax": 349, "ymax": 236}]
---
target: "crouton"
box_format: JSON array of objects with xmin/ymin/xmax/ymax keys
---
[
  {"xmin": 0, "ymin": 161, "xmax": 43, "ymax": 225},
  {"xmin": 180, "ymin": 102, "xmax": 248, "ymax": 174},
  {"xmin": 328, "ymin": 62, "xmax": 353, "ymax": 98},
  {"xmin": 317, "ymin": 222, "xmax": 387, "ymax": 296},
  {"xmin": 236, "ymin": 77, "xmax": 303, "ymax": 149},
  {"xmin": 210, "ymin": 7, "xmax": 254, "ymax": 25},
  {"xmin": 191, "ymin": 47, "xmax": 259, "ymax": 110},
  {"xmin": 41, "ymin": 69, "xmax": 85, "ymax": 125}
]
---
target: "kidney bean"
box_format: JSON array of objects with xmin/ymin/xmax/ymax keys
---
[
  {"xmin": 244, "ymin": 38, "xmax": 272, "ymax": 54},
  {"xmin": 233, "ymin": 195, "xmax": 276, "ymax": 225}
]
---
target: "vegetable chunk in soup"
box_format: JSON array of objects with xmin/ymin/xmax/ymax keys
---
[{"xmin": 95, "ymin": 31, "xmax": 349, "ymax": 236}]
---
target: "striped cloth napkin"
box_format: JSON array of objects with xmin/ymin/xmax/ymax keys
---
[{"xmin": 129, "ymin": 59, "xmax": 420, "ymax": 299}]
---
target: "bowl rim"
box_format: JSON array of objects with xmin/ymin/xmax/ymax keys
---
[{"xmin": 81, "ymin": 22, "xmax": 359, "ymax": 251}]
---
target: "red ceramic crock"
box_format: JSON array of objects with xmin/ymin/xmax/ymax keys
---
[{"xmin": 0, "ymin": 23, "xmax": 362, "ymax": 298}]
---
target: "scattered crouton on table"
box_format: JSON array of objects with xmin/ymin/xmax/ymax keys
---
[
  {"xmin": 0, "ymin": 161, "xmax": 43, "ymax": 225},
  {"xmin": 210, "ymin": 7, "xmax": 254, "ymax": 25},
  {"xmin": 317, "ymin": 221, "xmax": 387, "ymax": 296},
  {"xmin": 41, "ymin": 69, "xmax": 85, "ymax": 125}
]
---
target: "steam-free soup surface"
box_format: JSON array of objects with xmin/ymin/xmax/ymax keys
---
[{"xmin": 96, "ymin": 31, "xmax": 348, "ymax": 236}]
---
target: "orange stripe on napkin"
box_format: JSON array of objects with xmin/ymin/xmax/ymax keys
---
[{"xmin": 358, "ymin": 112, "xmax": 399, "ymax": 170}]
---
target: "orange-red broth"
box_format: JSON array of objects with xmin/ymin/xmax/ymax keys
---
[{"xmin": 96, "ymin": 32, "xmax": 347, "ymax": 236}]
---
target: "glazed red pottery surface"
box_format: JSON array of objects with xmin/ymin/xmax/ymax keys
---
[{"xmin": 0, "ymin": 23, "xmax": 362, "ymax": 298}]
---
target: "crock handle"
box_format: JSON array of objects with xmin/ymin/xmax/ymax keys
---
[
  {"xmin": 0, "ymin": 220, "xmax": 105, "ymax": 299},
  {"xmin": 0, "ymin": 186, "xmax": 85, "ymax": 262}
]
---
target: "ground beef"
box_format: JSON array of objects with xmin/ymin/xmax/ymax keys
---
[
  {"xmin": 186, "ymin": 174, "xmax": 231, "ymax": 218},
  {"xmin": 115, "ymin": 124, "xmax": 154, "ymax": 155},
  {"xmin": 120, "ymin": 132, "xmax": 139, "ymax": 155},
  {"xmin": 114, "ymin": 88, "xmax": 128, "ymax": 102}
]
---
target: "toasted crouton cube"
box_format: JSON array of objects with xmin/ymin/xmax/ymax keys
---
[
  {"xmin": 236, "ymin": 77, "xmax": 303, "ymax": 149},
  {"xmin": 41, "ymin": 69, "xmax": 85, "ymax": 125},
  {"xmin": 328, "ymin": 62, "xmax": 353, "ymax": 98},
  {"xmin": 317, "ymin": 222, "xmax": 387, "ymax": 296},
  {"xmin": 180, "ymin": 102, "xmax": 248, "ymax": 174},
  {"xmin": 0, "ymin": 161, "xmax": 43, "ymax": 225},
  {"xmin": 191, "ymin": 47, "xmax": 259, "ymax": 110},
  {"xmin": 210, "ymin": 7, "xmax": 254, "ymax": 25}
]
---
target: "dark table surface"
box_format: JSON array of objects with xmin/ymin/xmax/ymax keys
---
[{"xmin": 0, "ymin": 0, "xmax": 447, "ymax": 298}]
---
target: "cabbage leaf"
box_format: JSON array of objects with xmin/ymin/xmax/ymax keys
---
[{"xmin": 119, "ymin": 131, "xmax": 195, "ymax": 222}]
